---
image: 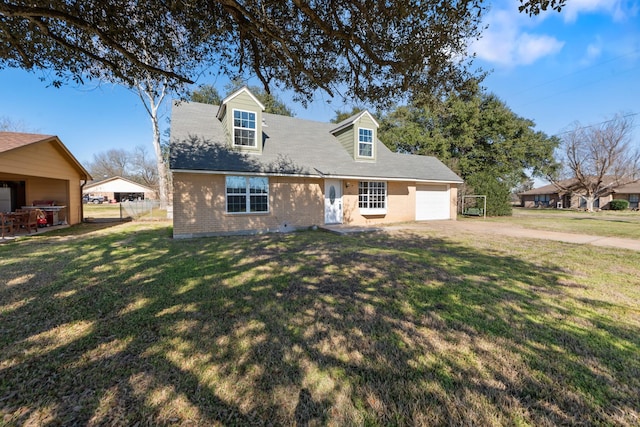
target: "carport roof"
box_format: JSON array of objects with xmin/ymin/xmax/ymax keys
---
[
  {"xmin": 84, "ymin": 176, "xmax": 155, "ymax": 193},
  {"xmin": 0, "ymin": 132, "xmax": 57, "ymax": 152},
  {"xmin": 0, "ymin": 132, "xmax": 91, "ymax": 180}
]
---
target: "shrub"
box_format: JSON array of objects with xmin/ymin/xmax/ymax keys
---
[
  {"xmin": 609, "ymin": 199, "xmax": 629, "ymax": 210},
  {"xmin": 465, "ymin": 172, "xmax": 512, "ymax": 216}
]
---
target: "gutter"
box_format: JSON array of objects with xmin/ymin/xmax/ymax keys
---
[{"xmin": 171, "ymin": 169, "xmax": 463, "ymax": 184}]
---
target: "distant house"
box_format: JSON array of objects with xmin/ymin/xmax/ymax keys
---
[
  {"xmin": 83, "ymin": 176, "xmax": 156, "ymax": 202},
  {"xmin": 170, "ymin": 87, "xmax": 463, "ymax": 238},
  {"xmin": 519, "ymin": 180, "xmax": 578, "ymax": 209},
  {"xmin": 519, "ymin": 177, "xmax": 638, "ymax": 210},
  {"xmin": 0, "ymin": 132, "xmax": 91, "ymax": 225},
  {"xmin": 611, "ymin": 182, "xmax": 640, "ymax": 209}
]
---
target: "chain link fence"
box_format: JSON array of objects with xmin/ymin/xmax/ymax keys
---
[{"xmin": 119, "ymin": 200, "xmax": 170, "ymax": 221}]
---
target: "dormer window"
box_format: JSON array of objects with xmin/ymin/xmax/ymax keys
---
[
  {"xmin": 358, "ymin": 128, "xmax": 373, "ymax": 157},
  {"xmin": 233, "ymin": 109, "xmax": 257, "ymax": 147}
]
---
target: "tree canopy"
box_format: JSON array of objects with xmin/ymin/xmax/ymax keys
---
[
  {"xmin": 1, "ymin": 0, "xmax": 564, "ymax": 104},
  {"xmin": 190, "ymin": 82, "xmax": 294, "ymax": 116},
  {"xmin": 86, "ymin": 146, "xmax": 158, "ymax": 190},
  {"xmin": 379, "ymin": 85, "xmax": 560, "ymax": 215},
  {"xmin": 189, "ymin": 85, "xmax": 223, "ymax": 106}
]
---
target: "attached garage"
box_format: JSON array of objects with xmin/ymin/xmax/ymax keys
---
[{"xmin": 416, "ymin": 184, "xmax": 451, "ymax": 220}]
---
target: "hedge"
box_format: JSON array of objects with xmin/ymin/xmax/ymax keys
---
[{"xmin": 609, "ymin": 199, "xmax": 629, "ymax": 210}]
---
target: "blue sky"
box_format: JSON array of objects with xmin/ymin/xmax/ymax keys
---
[{"xmin": 1, "ymin": 0, "xmax": 639, "ymax": 168}]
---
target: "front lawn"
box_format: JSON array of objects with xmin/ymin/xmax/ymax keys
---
[
  {"xmin": 1, "ymin": 222, "xmax": 638, "ymax": 425},
  {"xmin": 478, "ymin": 207, "xmax": 640, "ymax": 239}
]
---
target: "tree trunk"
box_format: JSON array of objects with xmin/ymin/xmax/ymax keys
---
[
  {"xmin": 135, "ymin": 79, "xmax": 169, "ymax": 209},
  {"xmin": 151, "ymin": 113, "xmax": 169, "ymax": 209},
  {"xmin": 584, "ymin": 195, "xmax": 595, "ymax": 212}
]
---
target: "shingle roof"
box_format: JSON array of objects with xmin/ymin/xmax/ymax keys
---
[
  {"xmin": 0, "ymin": 132, "xmax": 91, "ymax": 179},
  {"xmin": 0, "ymin": 132, "xmax": 57, "ymax": 153},
  {"xmin": 612, "ymin": 181, "xmax": 640, "ymax": 194},
  {"xmin": 518, "ymin": 181, "xmax": 571, "ymax": 195},
  {"xmin": 170, "ymin": 101, "xmax": 463, "ymax": 183},
  {"xmin": 519, "ymin": 176, "xmax": 628, "ymax": 195}
]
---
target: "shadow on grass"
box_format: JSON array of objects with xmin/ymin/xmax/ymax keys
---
[{"xmin": 0, "ymin": 226, "xmax": 638, "ymax": 425}]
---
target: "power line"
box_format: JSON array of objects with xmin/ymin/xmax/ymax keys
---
[{"xmin": 554, "ymin": 112, "xmax": 639, "ymax": 136}]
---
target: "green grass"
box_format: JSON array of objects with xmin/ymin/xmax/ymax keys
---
[
  {"xmin": 475, "ymin": 207, "xmax": 640, "ymax": 239},
  {"xmin": 83, "ymin": 203, "xmax": 167, "ymax": 221},
  {"xmin": 1, "ymin": 221, "xmax": 639, "ymax": 425},
  {"xmin": 83, "ymin": 203, "xmax": 123, "ymax": 219}
]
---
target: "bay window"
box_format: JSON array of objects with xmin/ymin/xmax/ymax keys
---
[{"xmin": 358, "ymin": 181, "xmax": 386, "ymax": 214}]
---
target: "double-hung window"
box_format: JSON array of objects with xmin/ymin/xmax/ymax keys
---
[
  {"xmin": 358, "ymin": 128, "xmax": 373, "ymax": 158},
  {"xmin": 226, "ymin": 176, "xmax": 269, "ymax": 213},
  {"xmin": 358, "ymin": 181, "xmax": 386, "ymax": 214},
  {"xmin": 233, "ymin": 110, "xmax": 257, "ymax": 147},
  {"xmin": 629, "ymin": 194, "xmax": 639, "ymax": 209}
]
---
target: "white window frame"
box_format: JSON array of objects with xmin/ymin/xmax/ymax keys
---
[
  {"xmin": 232, "ymin": 109, "xmax": 257, "ymax": 147},
  {"xmin": 358, "ymin": 127, "xmax": 374, "ymax": 158},
  {"xmin": 358, "ymin": 181, "xmax": 387, "ymax": 214},
  {"xmin": 225, "ymin": 176, "xmax": 269, "ymax": 214}
]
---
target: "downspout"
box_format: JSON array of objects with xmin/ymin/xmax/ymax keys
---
[{"xmin": 80, "ymin": 179, "xmax": 87, "ymax": 223}]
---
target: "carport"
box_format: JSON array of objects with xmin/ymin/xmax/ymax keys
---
[
  {"xmin": 0, "ymin": 132, "xmax": 91, "ymax": 225},
  {"xmin": 83, "ymin": 176, "xmax": 155, "ymax": 203}
]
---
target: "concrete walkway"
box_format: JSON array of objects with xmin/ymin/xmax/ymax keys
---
[{"xmin": 384, "ymin": 220, "xmax": 640, "ymax": 251}]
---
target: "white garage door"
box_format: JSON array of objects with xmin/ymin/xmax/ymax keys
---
[{"xmin": 416, "ymin": 185, "xmax": 451, "ymax": 220}]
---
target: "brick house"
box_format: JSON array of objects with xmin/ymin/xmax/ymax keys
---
[
  {"xmin": 170, "ymin": 87, "xmax": 462, "ymax": 238},
  {"xmin": 519, "ymin": 177, "xmax": 638, "ymax": 210}
]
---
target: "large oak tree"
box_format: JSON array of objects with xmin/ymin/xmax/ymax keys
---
[
  {"xmin": 1, "ymin": 0, "xmax": 564, "ymax": 104},
  {"xmin": 379, "ymin": 84, "xmax": 560, "ymax": 215}
]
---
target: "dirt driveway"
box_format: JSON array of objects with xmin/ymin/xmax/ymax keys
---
[{"xmin": 385, "ymin": 220, "xmax": 640, "ymax": 252}]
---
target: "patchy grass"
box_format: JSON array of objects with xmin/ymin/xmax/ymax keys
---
[
  {"xmin": 84, "ymin": 203, "xmax": 168, "ymax": 221},
  {"xmin": 475, "ymin": 208, "xmax": 640, "ymax": 239},
  {"xmin": 1, "ymin": 222, "xmax": 639, "ymax": 426},
  {"xmin": 83, "ymin": 203, "xmax": 124, "ymax": 219}
]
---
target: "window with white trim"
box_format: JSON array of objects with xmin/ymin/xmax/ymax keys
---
[
  {"xmin": 358, "ymin": 181, "xmax": 386, "ymax": 213},
  {"xmin": 226, "ymin": 176, "xmax": 269, "ymax": 213},
  {"xmin": 233, "ymin": 110, "xmax": 257, "ymax": 147},
  {"xmin": 358, "ymin": 128, "xmax": 373, "ymax": 157}
]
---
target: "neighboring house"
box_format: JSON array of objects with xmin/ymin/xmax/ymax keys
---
[
  {"xmin": 519, "ymin": 180, "xmax": 578, "ymax": 209},
  {"xmin": 170, "ymin": 87, "xmax": 463, "ymax": 238},
  {"xmin": 611, "ymin": 182, "xmax": 640, "ymax": 209},
  {"xmin": 519, "ymin": 177, "xmax": 635, "ymax": 210},
  {"xmin": 0, "ymin": 132, "xmax": 92, "ymax": 225},
  {"xmin": 83, "ymin": 176, "xmax": 156, "ymax": 202}
]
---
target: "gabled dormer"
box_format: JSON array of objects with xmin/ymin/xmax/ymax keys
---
[
  {"xmin": 216, "ymin": 87, "xmax": 266, "ymax": 154},
  {"xmin": 330, "ymin": 110, "xmax": 380, "ymax": 162}
]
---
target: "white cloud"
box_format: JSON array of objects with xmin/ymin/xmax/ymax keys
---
[
  {"xmin": 581, "ymin": 39, "xmax": 603, "ymax": 65},
  {"xmin": 562, "ymin": 0, "xmax": 638, "ymax": 23},
  {"xmin": 515, "ymin": 34, "xmax": 565, "ymax": 65},
  {"xmin": 470, "ymin": 9, "xmax": 564, "ymax": 67}
]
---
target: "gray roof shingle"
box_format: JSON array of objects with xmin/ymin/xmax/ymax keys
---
[{"xmin": 170, "ymin": 101, "xmax": 463, "ymax": 183}]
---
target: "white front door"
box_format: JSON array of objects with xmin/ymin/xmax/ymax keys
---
[{"xmin": 324, "ymin": 179, "xmax": 343, "ymax": 224}]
